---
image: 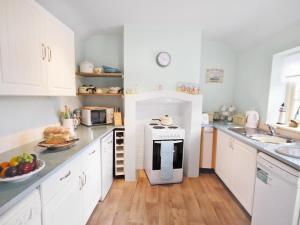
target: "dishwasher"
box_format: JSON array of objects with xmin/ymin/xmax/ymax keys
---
[
  {"xmin": 251, "ymin": 153, "xmax": 300, "ymax": 225},
  {"xmin": 100, "ymin": 131, "xmax": 114, "ymax": 200}
]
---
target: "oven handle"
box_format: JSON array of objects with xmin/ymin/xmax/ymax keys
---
[{"xmin": 154, "ymin": 140, "xmax": 183, "ymax": 144}]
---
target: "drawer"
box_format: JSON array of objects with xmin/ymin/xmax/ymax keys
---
[{"xmin": 40, "ymin": 156, "xmax": 82, "ymax": 204}]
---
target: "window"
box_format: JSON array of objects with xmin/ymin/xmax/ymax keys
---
[{"xmin": 284, "ymin": 52, "xmax": 300, "ymax": 121}]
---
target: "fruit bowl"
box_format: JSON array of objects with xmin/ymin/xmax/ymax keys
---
[{"xmin": 0, "ymin": 160, "xmax": 45, "ymax": 183}]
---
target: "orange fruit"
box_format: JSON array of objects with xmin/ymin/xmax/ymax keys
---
[
  {"xmin": 0, "ymin": 162, "xmax": 9, "ymax": 169},
  {"xmin": 0, "ymin": 167, "xmax": 8, "ymax": 177}
]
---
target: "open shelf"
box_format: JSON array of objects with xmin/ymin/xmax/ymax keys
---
[
  {"xmin": 76, "ymin": 72, "xmax": 123, "ymax": 78},
  {"xmin": 77, "ymin": 93, "xmax": 123, "ymax": 97}
]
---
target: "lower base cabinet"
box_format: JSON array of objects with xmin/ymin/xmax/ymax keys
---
[
  {"xmin": 41, "ymin": 138, "xmax": 103, "ymax": 225},
  {"xmin": 42, "ymin": 183, "xmax": 83, "ymax": 225},
  {"xmin": 215, "ymin": 130, "xmax": 257, "ymax": 214},
  {"xmin": 0, "ymin": 189, "xmax": 41, "ymax": 225}
]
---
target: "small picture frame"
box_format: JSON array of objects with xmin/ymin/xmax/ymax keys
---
[{"xmin": 206, "ymin": 68, "xmax": 224, "ymax": 83}]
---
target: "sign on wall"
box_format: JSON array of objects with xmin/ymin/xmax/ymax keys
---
[{"xmin": 206, "ymin": 68, "xmax": 224, "ymax": 83}]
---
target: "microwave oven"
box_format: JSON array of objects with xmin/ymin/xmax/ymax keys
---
[{"xmin": 81, "ymin": 106, "xmax": 114, "ymax": 126}]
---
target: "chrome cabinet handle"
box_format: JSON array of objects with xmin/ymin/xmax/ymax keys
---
[
  {"xmin": 79, "ymin": 175, "xmax": 83, "ymax": 190},
  {"xmin": 41, "ymin": 43, "xmax": 46, "ymax": 60},
  {"xmin": 83, "ymin": 171, "xmax": 87, "ymax": 186},
  {"xmin": 47, "ymin": 46, "xmax": 52, "ymax": 62},
  {"xmin": 59, "ymin": 170, "xmax": 71, "ymax": 181},
  {"xmin": 89, "ymin": 149, "xmax": 96, "ymax": 155}
]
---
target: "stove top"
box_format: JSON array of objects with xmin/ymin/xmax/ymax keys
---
[
  {"xmin": 149, "ymin": 123, "xmax": 159, "ymax": 126},
  {"xmin": 146, "ymin": 120, "xmax": 185, "ymax": 139},
  {"xmin": 168, "ymin": 126, "xmax": 178, "ymax": 129},
  {"xmin": 152, "ymin": 125, "xmax": 165, "ymax": 129}
]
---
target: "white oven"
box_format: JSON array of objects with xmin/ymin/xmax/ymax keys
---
[{"xmin": 144, "ymin": 122, "xmax": 185, "ymax": 185}]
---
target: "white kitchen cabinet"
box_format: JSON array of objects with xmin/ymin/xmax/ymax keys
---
[
  {"xmin": 0, "ymin": 0, "xmax": 75, "ymax": 96},
  {"xmin": 0, "ymin": 0, "xmax": 47, "ymax": 95},
  {"xmin": 231, "ymin": 139, "xmax": 257, "ymax": 214},
  {"xmin": 46, "ymin": 13, "xmax": 75, "ymax": 96},
  {"xmin": 41, "ymin": 140, "xmax": 102, "ymax": 225},
  {"xmin": 41, "ymin": 155, "xmax": 83, "ymax": 225},
  {"xmin": 215, "ymin": 131, "xmax": 233, "ymax": 188},
  {"xmin": 82, "ymin": 141, "xmax": 102, "ymax": 224},
  {"xmin": 42, "ymin": 182, "xmax": 83, "ymax": 225},
  {"xmin": 215, "ymin": 130, "xmax": 257, "ymax": 214},
  {"xmin": 0, "ymin": 189, "xmax": 42, "ymax": 225}
]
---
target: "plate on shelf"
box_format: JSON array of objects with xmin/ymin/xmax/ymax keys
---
[
  {"xmin": 37, "ymin": 138, "xmax": 79, "ymax": 149},
  {"xmin": 0, "ymin": 160, "xmax": 46, "ymax": 183}
]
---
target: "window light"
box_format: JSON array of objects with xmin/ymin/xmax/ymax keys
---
[{"xmin": 282, "ymin": 52, "xmax": 300, "ymax": 81}]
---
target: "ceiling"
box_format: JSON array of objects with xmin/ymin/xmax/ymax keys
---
[{"xmin": 37, "ymin": 0, "xmax": 300, "ymax": 51}]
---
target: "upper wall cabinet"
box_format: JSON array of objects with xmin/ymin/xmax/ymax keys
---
[
  {"xmin": 46, "ymin": 14, "xmax": 75, "ymax": 96},
  {"xmin": 0, "ymin": 0, "xmax": 75, "ymax": 96},
  {"xmin": 0, "ymin": 0, "xmax": 47, "ymax": 95}
]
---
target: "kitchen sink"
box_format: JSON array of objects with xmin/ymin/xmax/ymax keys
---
[
  {"xmin": 249, "ymin": 134, "xmax": 292, "ymax": 144},
  {"xmin": 276, "ymin": 146, "xmax": 300, "ymax": 159},
  {"xmin": 228, "ymin": 127, "xmax": 295, "ymax": 144}
]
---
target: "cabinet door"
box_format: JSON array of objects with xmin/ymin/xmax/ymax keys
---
[
  {"xmin": 215, "ymin": 131, "xmax": 232, "ymax": 187},
  {"xmin": 82, "ymin": 141, "xmax": 101, "ymax": 224},
  {"xmin": 0, "ymin": 189, "xmax": 42, "ymax": 225},
  {"xmin": 0, "ymin": 0, "xmax": 47, "ymax": 95},
  {"xmin": 101, "ymin": 132, "xmax": 114, "ymax": 200},
  {"xmin": 43, "ymin": 180, "xmax": 83, "ymax": 225},
  {"xmin": 46, "ymin": 13, "xmax": 75, "ymax": 96},
  {"xmin": 232, "ymin": 140, "xmax": 257, "ymax": 214}
]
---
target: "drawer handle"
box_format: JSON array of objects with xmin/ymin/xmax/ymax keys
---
[
  {"xmin": 59, "ymin": 170, "xmax": 71, "ymax": 181},
  {"xmin": 89, "ymin": 150, "xmax": 96, "ymax": 155}
]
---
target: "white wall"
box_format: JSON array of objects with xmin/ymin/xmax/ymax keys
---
[
  {"xmin": 201, "ymin": 39, "xmax": 237, "ymax": 112},
  {"xmin": 124, "ymin": 25, "xmax": 202, "ymax": 92},
  {"xmin": 234, "ymin": 22, "xmax": 300, "ymax": 122}
]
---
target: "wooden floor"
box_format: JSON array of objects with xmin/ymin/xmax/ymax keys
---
[{"xmin": 87, "ymin": 171, "xmax": 251, "ymax": 225}]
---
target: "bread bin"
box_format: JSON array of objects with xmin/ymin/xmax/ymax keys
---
[{"xmin": 80, "ymin": 61, "xmax": 94, "ymax": 73}]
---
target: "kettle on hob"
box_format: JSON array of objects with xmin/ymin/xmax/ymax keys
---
[{"xmin": 245, "ymin": 111, "xmax": 259, "ymax": 128}]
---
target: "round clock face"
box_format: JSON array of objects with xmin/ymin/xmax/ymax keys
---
[{"xmin": 156, "ymin": 52, "xmax": 171, "ymax": 67}]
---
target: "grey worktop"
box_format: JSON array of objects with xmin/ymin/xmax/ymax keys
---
[
  {"xmin": 212, "ymin": 121, "xmax": 300, "ymax": 171},
  {"xmin": 0, "ymin": 125, "xmax": 116, "ymax": 216}
]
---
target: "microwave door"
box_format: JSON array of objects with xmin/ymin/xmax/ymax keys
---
[{"xmin": 91, "ymin": 110, "xmax": 106, "ymax": 125}]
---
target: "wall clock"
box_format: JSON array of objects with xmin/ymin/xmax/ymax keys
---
[{"xmin": 156, "ymin": 52, "xmax": 171, "ymax": 67}]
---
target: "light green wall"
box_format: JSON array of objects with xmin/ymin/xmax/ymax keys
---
[
  {"xmin": 234, "ymin": 22, "xmax": 300, "ymax": 122},
  {"xmin": 201, "ymin": 39, "xmax": 237, "ymax": 112},
  {"xmin": 124, "ymin": 25, "xmax": 202, "ymax": 92}
]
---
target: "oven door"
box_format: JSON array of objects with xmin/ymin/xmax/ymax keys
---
[
  {"xmin": 91, "ymin": 110, "xmax": 107, "ymax": 125},
  {"xmin": 152, "ymin": 140, "xmax": 184, "ymax": 170}
]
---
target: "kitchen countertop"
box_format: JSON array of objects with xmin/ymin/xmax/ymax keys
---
[
  {"xmin": 0, "ymin": 125, "xmax": 116, "ymax": 216},
  {"xmin": 213, "ymin": 121, "xmax": 300, "ymax": 171}
]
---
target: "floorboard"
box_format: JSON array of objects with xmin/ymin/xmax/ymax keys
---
[{"xmin": 87, "ymin": 171, "xmax": 251, "ymax": 225}]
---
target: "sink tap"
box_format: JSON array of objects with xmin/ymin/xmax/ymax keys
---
[{"xmin": 267, "ymin": 124, "xmax": 276, "ymax": 136}]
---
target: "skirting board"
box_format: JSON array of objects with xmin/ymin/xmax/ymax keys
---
[{"xmin": 0, "ymin": 123, "xmax": 60, "ymax": 154}]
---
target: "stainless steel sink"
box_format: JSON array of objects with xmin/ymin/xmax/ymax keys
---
[
  {"xmin": 276, "ymin": 146, "xmax": 300, "ymax": 159},
  {"xmin": 228, "ymin": 127, "xmax": 295, "ymax": 144}
]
